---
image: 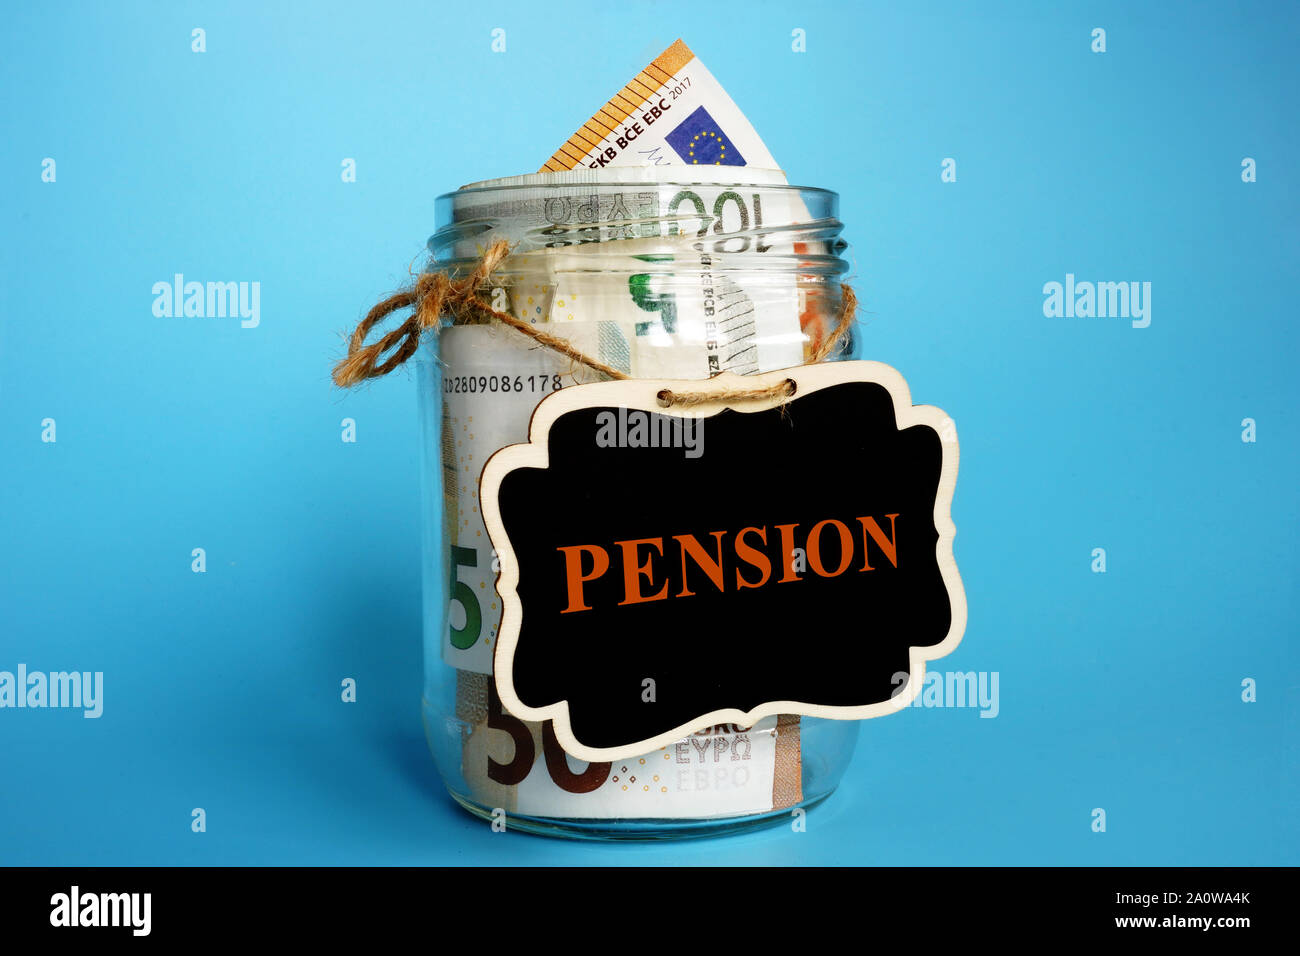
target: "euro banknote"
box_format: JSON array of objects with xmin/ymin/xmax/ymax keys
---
[
  {"xmin": 455, "ymin": 669, "xmax": 804, "ymax": 819},
  {"xmin": 444, "ymin": 175, "xmax": 822, "ymax": 380},
  {"xmin": 539, "ymin": 39, "xmax": 782, "ymax": 174}
]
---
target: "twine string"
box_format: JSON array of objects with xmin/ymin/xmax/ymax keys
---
[{"xmin": 333, "ymin": 238, "xmax": 857, "ymax": 407}]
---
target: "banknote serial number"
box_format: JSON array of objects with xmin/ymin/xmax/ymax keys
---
[{"xmin": 444, "ymin": 373, "xmax": 565, "ymax": 395}]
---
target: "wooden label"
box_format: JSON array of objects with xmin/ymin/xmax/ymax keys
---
[{"xmin": 481, "ymin": 361, "xmax": 966, "ymax": 763}]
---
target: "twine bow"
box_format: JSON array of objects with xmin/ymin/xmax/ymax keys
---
[{"xmin": 333, "ymin": 238, "xmax": 857, "ymax": 406}]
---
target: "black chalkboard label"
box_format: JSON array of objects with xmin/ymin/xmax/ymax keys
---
[{"xmin": 481, "ymin": 360, "xmax": 965, "ymax": 763}]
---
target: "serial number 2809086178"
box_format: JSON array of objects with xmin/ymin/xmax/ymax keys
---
[{"xmin": 443, "ymin": 373, "xmax": 566, "ymax": 395}]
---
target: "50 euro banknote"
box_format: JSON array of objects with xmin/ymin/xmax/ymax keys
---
[{"xmin": 453, "ymin": 669, "xmax": 803, "ymax": 819}]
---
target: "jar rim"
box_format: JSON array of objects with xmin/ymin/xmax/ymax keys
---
[{"xmin": 448, "ymin": 167, "xmax": 833, "ymax": 202}]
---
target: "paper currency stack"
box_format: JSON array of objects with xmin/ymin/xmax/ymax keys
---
[{"xmin": 425, "ymin": 40, "xmax": 853, "ymax": 823}]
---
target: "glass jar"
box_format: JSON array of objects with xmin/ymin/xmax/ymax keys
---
[{"xmin": 415, "ymin": 169, "xmax": 860, "ymax": 839}]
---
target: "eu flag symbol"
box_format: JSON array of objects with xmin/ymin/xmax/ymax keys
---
[{"xmin": 664, "ymin": 106, "xmax": 747, "ymax": 166}]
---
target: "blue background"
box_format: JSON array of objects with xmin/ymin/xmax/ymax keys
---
[{"xmin": 2, "ymin": 0, "xmax": 1296, "ymax": 865}]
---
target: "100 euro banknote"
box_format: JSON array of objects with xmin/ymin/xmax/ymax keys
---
[{"xmin": 540, "ymin": 39, "xmax": 781, "ymax": 174}]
